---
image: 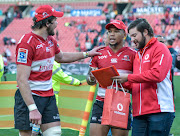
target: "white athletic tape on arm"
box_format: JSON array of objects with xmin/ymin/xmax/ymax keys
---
[{"xmin": 28, "ymin": 104, "xmax": 37, "ymax": 111}]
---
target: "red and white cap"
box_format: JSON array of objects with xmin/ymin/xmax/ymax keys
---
[
  {"xmin": 35, "ymin": 5, "xmax": 64, "ymax": 22},
  {"xmin": 105, "ymin": 20, "xmax": 126, "ymax": 32}
]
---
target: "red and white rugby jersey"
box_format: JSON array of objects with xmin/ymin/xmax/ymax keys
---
[
  {"xmin": 16, "ymin": 32, "xmax": 60, "ymax": 97},
  {"xmin": 90, "ymin": 46, "xmax": 136, "ymax": 101}
]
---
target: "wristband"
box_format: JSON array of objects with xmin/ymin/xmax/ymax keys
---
[
  {"xmin": 28, "ymin": 104, "xmax": 37, "ymax": 112},
  {"xmin": 83, "ymin": 52, "xmax": 89, "ymax": 58}
]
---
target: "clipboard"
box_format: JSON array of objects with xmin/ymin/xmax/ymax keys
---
[{"xmin": 91, "ymin": 65, "xmax": 119, "ymax": 88}]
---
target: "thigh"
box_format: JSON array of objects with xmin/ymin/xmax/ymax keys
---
[
  {"xmin": 111, "ymin": 127, "xmax": 129, "ymax": 136},
  {"xmin": 132, "ymin": 115, "xmax": 148, "ymax": 136},
  {"xmin": 90, "ymin": 123, "xmax": 109, "ymax": 136},
  {"xmin": 14, "ymin": 89, "xmax": 31, "ymax": 130},
  {"xmin": 41, "ymin": 121, "xmax": 60, "ymax": 132},
  {"xmin": 90, "ymin": 100, "xmax": 104, "ymax": 124},
  {"xmin": 147, "ymin": 112, "xmax": 175, "ymax": 136},
  {"xmin": 90, "ymin": 100, "xmax": 110, "ymax": 136},
  {"xmin": 34, "ymin": 95, "xmax": 60, "ymax": 124}
]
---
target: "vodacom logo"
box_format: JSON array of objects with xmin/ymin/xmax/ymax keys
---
[{"xmin": 117, "ymin": 103, "xmax": 123, "ymax": 111}]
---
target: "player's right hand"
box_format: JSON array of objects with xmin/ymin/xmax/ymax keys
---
[{"xmin": 29, "ymin": 109, "xmax": 42, "ymax": 125}]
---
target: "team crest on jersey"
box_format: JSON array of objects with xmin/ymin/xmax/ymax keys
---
[
  {"xmin": 122, "ymin": 55, "xmax": 130, "ymax": 61},
  {"xmin": 48, "ymin": 40, "xmax": 54, "ymax": 47},
  {"xmin": 17, "ymin": 48, "xmax": 28, "ymax": 63},
  {"xmin": 111, "ymin": 58, "xmax": 117, "ymax": 63}
]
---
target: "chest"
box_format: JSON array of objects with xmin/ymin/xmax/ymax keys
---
[
  {"xmin": 33, "ymin": 40, "xmax": 55, "ymax": 61},
  {"xmin": 95, "ymin": 52, "xmax": 133, "ymax": 70}
]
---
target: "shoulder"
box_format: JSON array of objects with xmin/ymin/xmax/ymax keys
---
[
  {"xmin": 18, "ymin": 32, "xmax": 34, "ymax": 45},
  {"xmin": 124, "ymin": 47, "xmax": 137, "ymax": 55},
  {"xmin": 48, "ymin": 36, "xmax": 57, "ymax": 43}
]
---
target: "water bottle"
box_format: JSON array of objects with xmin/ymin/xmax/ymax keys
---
[{"xmin": 31, "ymin": 124, "xmax": 40, "ymax": 136}]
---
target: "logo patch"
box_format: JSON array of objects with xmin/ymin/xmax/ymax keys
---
[
  {"xmin": 111, "ymin": 58, "xmax": 117, "ymax": 63},
  {"xmin": 145, "ymin": 54, "xmax": 149, "ymax": 60},
  {"xmin": 122, "ymin": 55, "xmax": 130, "ymax": 61},
  {"xmin": 117, "ymin": 103, "xmax": 123, "ymax": 111},
  {"xmin": 17, "ymin": 48, "xmax": 28, "ymax": 63}
]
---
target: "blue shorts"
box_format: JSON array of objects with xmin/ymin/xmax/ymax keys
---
[
  {"xmin": 132, "ymin": 112, "xmax": 175, "ymax": 136},
  {"xmin": 14, "ymin": 89, "xmax": 60, "ymax": 130},
  {"xmin": 90, "ymin": 100, "xmax": 132, "ymax": 130}
]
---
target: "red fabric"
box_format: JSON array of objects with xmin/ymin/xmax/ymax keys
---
[
  {"xmin": 102, "ymin": 89, "xmax": 130, "ymax": 129},
  {"xmin": 35, "ymin": 5, "xmax": 63, "ymax": 22},
  {"xmin": 105, "ymin": 20, "xmax": 126, "ymax": 31},
  {"xmin": 128, "ymin": 38, "xmax": 174, "ymax": 117},
  {"xmin": 90, "ymin": 46, "xmax": 136, "ymax": 101},
  {"xmin": 92, "ymin": 65, "xmax": 119, "ymax": 88}
]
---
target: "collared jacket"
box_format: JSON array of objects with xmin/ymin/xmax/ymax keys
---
[
  {"xmin": 128, "ymin": 37, "xmax": 175, "ymax": 117},
  {"xmin": 0, "ymin": 55, "xmax": 4, "ymax": 81}
]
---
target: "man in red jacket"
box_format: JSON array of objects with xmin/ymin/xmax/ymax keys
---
[{"xmin": 113, "ymin": 18, "xmax": 175, "ymax": 136}]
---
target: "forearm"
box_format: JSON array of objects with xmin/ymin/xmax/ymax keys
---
[
  {"xmin": 56, "ymin": 52, "xmax": 88, "ymax": 63},
  {"xmin": 18, "ymin": 80, "xmax": 35, "ymax": 107}
]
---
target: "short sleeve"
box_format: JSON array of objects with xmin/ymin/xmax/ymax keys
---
[
  {"xmin": 55, "ymin": 43, "xmax": 60, "ymax": 54},
  {"xmin": 16, "ymin": 42, "xmax": 34, "ymax": 66},
  {"xmin": 90, "ymin": 56, "xmax": 98, "ymax": 68}
]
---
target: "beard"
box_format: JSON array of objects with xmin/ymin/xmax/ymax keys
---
[
  {"xmin": 138, "ymin": 34, "xmax": 146, "ymax": 49},
  {"xmin": 47, "ymin": 27, "xmax": 55, "ymax": 36}
]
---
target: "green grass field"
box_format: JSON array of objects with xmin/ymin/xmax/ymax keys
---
[{"xmin": 0, "ymin": 75, "xmax": 180, "ymax": 136}]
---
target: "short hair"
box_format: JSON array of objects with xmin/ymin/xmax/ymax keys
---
[
  {"xmin": 31, "ymin": 16, "xmax": 56, "ymax": 29},
  {"xmin": 167, "ymin": 39, "xmax": 173, "ymax": 45},
  {"xmin": 128, "ymin": 18, "xmax": 154, "ymax": 37}
]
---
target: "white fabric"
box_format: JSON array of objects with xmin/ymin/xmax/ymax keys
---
[
  {"xmin": 43, "ymin": 126, "xmax": 62, "ymax": 136},
  {"xmin": 29, "ymin": 78, "xmax": 52, "ymax": 91},
  {"xmin": 157, "ymin": 70, "xmax": 175, "ymax": 112}
]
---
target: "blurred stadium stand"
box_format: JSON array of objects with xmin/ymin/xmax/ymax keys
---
[{"xmin": 0, "ymin": 0, "xmax": 179, "ymax": 63}]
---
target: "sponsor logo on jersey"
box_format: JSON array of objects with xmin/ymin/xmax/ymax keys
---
[
  {"xmin": 17, "ymin": 48, "xmax": 28, "ymax": 63},
  {"xmin": 39, "ymin": 59, "xmax": 53, "ymax": 71},
  {"xmin": 46, "ymin": 47, "xmax": 50, "ymax": 52},
  {"xmin": 98, "ymin": 55, "xmax": 107, "ymax": 59},
  {"xmin": 111, "ymin": 58, "xmax": 117, "ymax": 63},
  {"xmin": 36, "ymin": 44, "xmax": 43, "ymax": 49},
  {"xmin": 143, "ymin": 54, "xmax": 150, "ymax": 63},
  {"xmin": 145, "ymin": 54, "xmax": 149, "ymax": 60},
  {"xmin": 122, "ymin": 55, "xmax": 130, "ymax": 61}
]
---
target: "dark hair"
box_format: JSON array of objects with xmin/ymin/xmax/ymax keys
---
[
  {"xmin": 128, "ymin": 18, "xmax": 154, "ymax": 37},
  {"xmin": 167, "ymin": 39, "xmax": 173, "ymax": 46},
  {"xmin": 31, "ymin": 16, "xmax": 56, "ymax": 29}
]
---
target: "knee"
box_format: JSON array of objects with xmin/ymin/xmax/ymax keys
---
[{"xmin": 43, "ymin": 126, "xmax": 62, "ymax": 136}]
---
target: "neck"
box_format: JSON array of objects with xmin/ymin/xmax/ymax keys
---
[
  {"xmin": 32, "ymin": 28, "xmax": 48, "ymax": 40},
  {"xmin": 145, "ymin": 36, "xmax": 153, "ymax": 45},
  {"xmin": 109, "ymin": 42, "xmax": 124, "ymax": 53}
]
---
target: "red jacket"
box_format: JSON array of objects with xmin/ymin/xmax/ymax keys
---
[{"xmin": 128, "ymin": 37, "xmax": 175, "ymax": 117}]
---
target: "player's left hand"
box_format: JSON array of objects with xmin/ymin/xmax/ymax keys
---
[
  {"xmin": 88, "ymin": 46, "xmax": 105, "ymax": 57},
  {"xmin": 112, "ymin": 74, "xmax": 129, "ymax": 83}
]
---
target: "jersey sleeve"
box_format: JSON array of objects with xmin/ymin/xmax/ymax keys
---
[
  {"xmin": 89, "ymin": 56, "xmax": 98, "ymax": 68},
  {"xmin": 16, "ymin": 41, "xmax": 34, "ymax": 66},
  {"xmin": 51, "ymin": 36, "xmax": 60, "ymax": 54}
]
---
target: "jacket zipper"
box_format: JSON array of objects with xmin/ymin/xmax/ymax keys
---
[{"xmin": 138, "ymin": 49, "xmax": 146, "ymax": 115}]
